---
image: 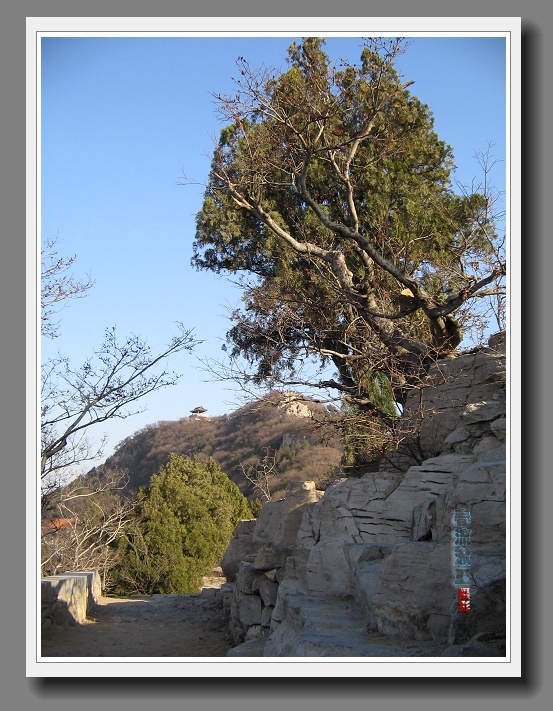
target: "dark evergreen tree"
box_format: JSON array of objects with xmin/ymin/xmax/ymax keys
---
[
  {"xmin": 191, "ymin": 38, "xmax": 505, "ymax": 429},
  {"xmin": 114, "ymin": 454, "xmax": 252, "ymax": 594}
]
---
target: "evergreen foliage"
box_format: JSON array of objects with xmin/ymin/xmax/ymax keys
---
[
  {"xmin": 191, "ymin": 37, "xmax": 505, "ymax": 446},
  {"xmin": 113, "ymin": 454, "xmax": 252, "ymax": 594}
]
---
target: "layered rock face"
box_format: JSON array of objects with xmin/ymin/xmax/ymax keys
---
[
  {"xmin": 224, "ymin": 334, "xmax": 507, "ymax": 657},
  {"xmin": 222, "ymin": 481, "xmax": 323, "ymax": 649}
]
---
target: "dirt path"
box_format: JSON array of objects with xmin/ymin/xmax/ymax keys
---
[{"xmin": 41, "ymin": 585, "xmax": 232, "ymax": 658}]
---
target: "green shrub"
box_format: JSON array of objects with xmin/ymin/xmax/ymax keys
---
[{"xmin": 114, "ymin": 454, "xmax": 253, "ymax": 594}]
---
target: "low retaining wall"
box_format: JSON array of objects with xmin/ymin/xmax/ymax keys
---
[{"xmin": 41, "ymin": 570, "xmax": 101, "ymax": 628}]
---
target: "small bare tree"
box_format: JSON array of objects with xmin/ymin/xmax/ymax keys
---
[
  {"xmin": 41, "ymin": 236, "xmax": 95, "ymax": 340},
  {"xmin": 40, "ymin": 324, "xmax": 198, "ymax": 499},
  {"xmin": 238, "ymin": 447, "xmax": 278, "ymax": 502},
  {"xmin": 40, "ymin": 238, "xmax": 199, "ymax": 506},
  {"xmin": 41, "ymin": 468, "xmax": 134, "ymax": 593}
]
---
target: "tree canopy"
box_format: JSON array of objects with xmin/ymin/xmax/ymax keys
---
[{"xmin": 191, "ymin": 38, "xmax": 505, "ymax": 424}]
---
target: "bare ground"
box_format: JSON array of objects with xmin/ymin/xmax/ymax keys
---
[{"xmin": 41, "ymin": 581, "xmax": 232, "ymax": 658}]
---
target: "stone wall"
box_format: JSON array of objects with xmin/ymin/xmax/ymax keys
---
[
  {"xmin": 224, "ymin": 333, "xmax": 507, "ymax": 657},
  {"xmin": 221, "ymin": 481, "xmax": 323, "ymax": 648},
  {"xmin": 41, "ymin": 570, "xmax": 101, "ymax": 628}
]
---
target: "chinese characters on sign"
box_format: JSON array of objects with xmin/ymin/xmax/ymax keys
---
[{"xmin": 452, "ymin": 506, "xmax": 472, "ymax": 612}]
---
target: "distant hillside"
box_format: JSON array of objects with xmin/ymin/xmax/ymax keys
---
[{"xmin": 100, "ymin": 392, "xmax": 344, "ymax": 501}]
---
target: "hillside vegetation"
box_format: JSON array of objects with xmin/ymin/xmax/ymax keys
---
[{"xmin": 101, "ymin": 392, "xmax": 344, "ymax": 502}]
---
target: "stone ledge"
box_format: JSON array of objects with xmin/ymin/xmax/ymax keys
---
[{"xmin": 41, "ymin": 570, "xmax": 101, "ymax": 628}]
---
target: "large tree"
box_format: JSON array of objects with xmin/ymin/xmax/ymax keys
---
[{"xmin": 191, "ymin": 38, "xmax": 505, "ymax": 426}]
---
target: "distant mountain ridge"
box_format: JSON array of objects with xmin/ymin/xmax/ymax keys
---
[{"xmin": 100, "ymin": 392, "xmax": 344, "ymax": 500}]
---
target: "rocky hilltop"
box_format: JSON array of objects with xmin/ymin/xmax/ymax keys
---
[
  {"xmin": 220, "ymin": 333, "xmax": 507, "ymax": 657},
  {"xmin": 100, "ymin": 391, "xmax": 343, "ymax": 499}
]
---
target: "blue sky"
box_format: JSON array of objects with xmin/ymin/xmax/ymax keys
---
[{"xmin": 40, "ymin": 33, "xmax": 508, "ymax": 466}]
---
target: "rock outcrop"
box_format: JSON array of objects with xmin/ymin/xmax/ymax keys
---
[
  {"xmin": 223, "ymin": 481, "xmax": 323, "ymax": 646},
  {"xmin": 223, "ymin": 334, "xmax": 507, "ymax": 657}
]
